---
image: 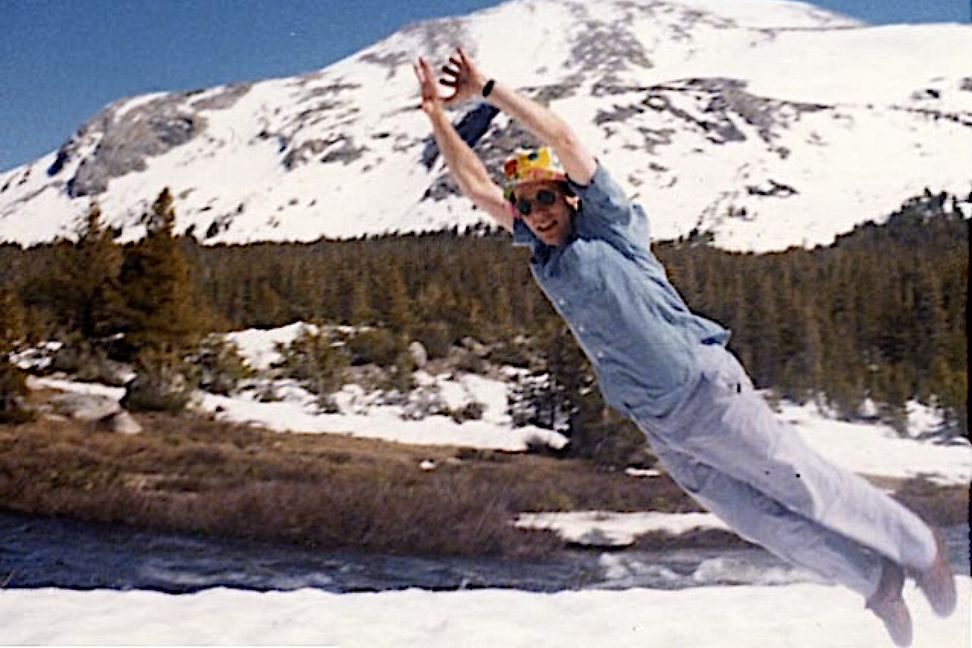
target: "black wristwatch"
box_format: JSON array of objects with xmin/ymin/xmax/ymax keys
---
[{"xmin": 482, "ymin": 79, "xmax": 495, "ymax": 98}]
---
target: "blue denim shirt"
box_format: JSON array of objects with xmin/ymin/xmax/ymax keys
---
[{"xmin": 513, "ymin": 162, "xmax": 730, "ymax": 418}]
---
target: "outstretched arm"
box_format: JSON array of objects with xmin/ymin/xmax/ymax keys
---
[
  {"xmin": 439, "ymin": 47, "xmax": 597, "ymax": 186},
  {"xmin": 414, "ymin": 57, "xmax": 513, "ymax": 232}
]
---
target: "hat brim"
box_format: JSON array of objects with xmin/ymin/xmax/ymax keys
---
[{"xmin": 503, "ymin": 170, "xmax": 567, "ymax": 199}]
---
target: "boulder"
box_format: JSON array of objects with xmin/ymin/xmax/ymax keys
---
[
  {"xmin": 97, "ymin": 410, "xmax": 142, "ymax": 435},
  {"xmin": 49, "ymin": 392, "xmax": 121, "ymax": 421},
  {"xmin": 407, "ymin": 341, "xmax": 428, "ymax": 369}
]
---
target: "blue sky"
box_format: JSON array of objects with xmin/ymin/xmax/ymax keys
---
[{"xmin": 1, "ymin": 0, "xmax": 968, "ymax": 172}]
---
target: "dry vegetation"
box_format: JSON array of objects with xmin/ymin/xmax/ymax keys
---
[
  {"xmin": 1, "ymin": 412, "xmax": 964, "ymax": 559},
  {"xmin": 0, "ymin": 412, "xmax": 694, "ymax": 557}
]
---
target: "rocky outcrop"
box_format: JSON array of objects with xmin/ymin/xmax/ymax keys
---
[
  {"xmin": 68, "ymin": 112, "xmax": 204, "ymax": 197},
  {"xmin": 49, "ymin": 392, "xmax": 120, "ymax": 421},
  {"xmin": 571, "ymin": 18, "xmax": 652, "ymax": 74},
  {"xmin": 48, "ymin": 84, "xmax": 250, "ymax": 190},
  {"xmin": 189, "ymin": 84, "xmax": 251, "ymax": 111},
  {"xmin": 53, "ymin": 94, "xmax": 210, "ymax": 198},
  {"xmin": 47, "ymin": 391, "xmax": 142, "ymax": 434},
  {"xmin": 588, "ymin": 77, "xmax": 833, "ymax": 156},
  {"xmin": 357, "ymin": 51, "xmax": 411, "ymax": 79}
]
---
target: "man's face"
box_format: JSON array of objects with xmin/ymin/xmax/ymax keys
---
[{"xmin": 514, "ymin": 181, "xmax": 573, "ymax": 247}]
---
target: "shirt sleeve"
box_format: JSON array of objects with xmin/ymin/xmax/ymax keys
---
[{"xmin": 568, "ymin": 162, "xmax": 651, "ymax": 253}]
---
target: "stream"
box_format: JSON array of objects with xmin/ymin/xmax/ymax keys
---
[{"xmin": 1, "ymin": 510, "xmax": 967, "ymax": 594}]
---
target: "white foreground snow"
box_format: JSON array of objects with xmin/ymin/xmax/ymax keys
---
[{"xmin": 2, "ymin": 580, "xmax": 969, "ymax": 647}]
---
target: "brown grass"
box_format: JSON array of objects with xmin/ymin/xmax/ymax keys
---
[
  {"xmin": 1, "ymin": 414, "xmax": 964, "ymax": 558},
  {"xmin": 0, "ymin": 413, "xmax": 695, "ymax": 557}
]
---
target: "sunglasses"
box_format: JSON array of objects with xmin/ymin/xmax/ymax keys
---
[{"xmin": 514, "ymin": 189, "xmax": 558, "ymax": 216}]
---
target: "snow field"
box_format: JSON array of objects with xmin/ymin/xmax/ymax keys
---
[{"xmin": 2, "ymin": 579, "xmax": 969, "ymax": 647}]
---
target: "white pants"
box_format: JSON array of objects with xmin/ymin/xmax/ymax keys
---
[{"xmin": 632, "ymin": 344, "xmax": 937, "ymax": 598}]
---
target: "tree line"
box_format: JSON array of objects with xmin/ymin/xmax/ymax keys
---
[{"xmin": 1, "ymin": 188, "xmax": 967, "ymax": 436}]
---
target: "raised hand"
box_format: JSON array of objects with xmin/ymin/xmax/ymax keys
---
[
  {"xmin": 437, "ymin": 47, "xmax": 488, "ymax": 107},
  {"xmin": 413, "ymin": 57, "xmax": 443, "ymax": 116}
]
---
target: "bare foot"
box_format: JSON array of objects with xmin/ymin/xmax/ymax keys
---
[
  {"xmin": 913, "ymin": 530, "xmax": 956, "ymax": 617},
  {"xmin": 866, "ymin": 559, "xmax": 912, "ymax": 647}
]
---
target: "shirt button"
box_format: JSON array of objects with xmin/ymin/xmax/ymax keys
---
[
  {"xmin": 596, "ymin": 351, "xmax": 605, "ymax": 359},
  {"xmin": 578, "ymin": 325, "xmax": 586, "ymax": 332}
]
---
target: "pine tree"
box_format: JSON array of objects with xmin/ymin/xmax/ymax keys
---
[
  {"xmin": 910, "ymin": 260, "xmax": 948, "ymax": 390},
  {"xmin": 0, "ymin": 285, "xmax": 25, "ymax": 353},
  {"xmin": 0, "ymin": 286, "xmax": 32, "ymax": 424},
  {"xmin": 252, "ymin": 279, "xmax": 286, "ymax": 328},
  {"xmin": 347, "ymin": 277, "xmax": 374, "ymax": 325},
  {"xmin": 490, "ymin": 283, "xmax": 515, "ymax": 341},
  {"xmin": 119, "ymin": 188, "xmax": 201, "ymax": 355},
  {"xmin": 382, "ymin": 265, "xmax": 414, "ymax": 333},
  {"xmin": 61, "ymin": 201, "xmax": 126, "ymax": 339}
]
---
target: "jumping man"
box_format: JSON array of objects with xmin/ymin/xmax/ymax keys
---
[{"xmin": 413, "ymin": 48, "xmax": 956, "ymax": 647}]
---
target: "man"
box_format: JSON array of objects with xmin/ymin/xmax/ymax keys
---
[{"xmin": 413, "ymin": 48, "xmax": 955, "ymax": 646}]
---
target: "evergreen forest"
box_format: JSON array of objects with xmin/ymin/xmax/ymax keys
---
[{"xmin": 1, "ymin": 189, "xmax": 967, "ymax": 437}]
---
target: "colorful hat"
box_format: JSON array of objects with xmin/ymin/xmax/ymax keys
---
[{"xmin": 501, "ymin": 147, "xmax": 566, "ymax": 199}]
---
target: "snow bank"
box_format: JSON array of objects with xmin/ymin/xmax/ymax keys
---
[
  {"xmin": 2, "ymin": 579, "xmax": 968, "ymax": 647},
  {"xmin": 777, "ymin": 400, "xmax": 972, "ymax": 486}
]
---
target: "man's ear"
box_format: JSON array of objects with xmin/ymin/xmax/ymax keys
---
[{"xmin": 560, "ymin": 183, "xmax": 579, "ymax": 211}]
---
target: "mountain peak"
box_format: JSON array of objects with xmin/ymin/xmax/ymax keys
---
[{"xmin": 1, "ymin": 0, "xmax": 968, "ymax": 251}]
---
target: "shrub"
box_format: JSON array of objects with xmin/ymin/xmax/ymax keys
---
[
  {"xmin": 566, "ymin": 415, "xmax": 651, "ymax": 469},
  {"xmin": 193, "ymin": 336, "xmax": 253, "ymax": 396},
  {"xmin": 279, "ymin": 328, "xmax": 348, "ymax": 396},
  {"xmin": 0, "ymin": 286, "xmax": 26, "ymax": 352},
  {"xmin": 450, "ymin": 400, "xmax": 485, "ymax": 423},
  {"xmin": 0, "ymin": 361, "xmax": 34, "ymax": 424},
  {"xmin": 122, "ymin": 350, "xmax": 195, "ymax": 413},
  {"xmin": 346, "ymin": 328, "xmax": 406, "ymax": 367},
  {"xmin": 451, "ymin": 347, "xmax": 487, "ymax": 374},
  {"xmin": 413, "ymin": 321, "xmax": 452, "ymax": 360},
  {"xmin": 382, "ymin": 350, "xmax": 416, "ymax": 394},
  {"xmin": 489, "ymin": 339, "xmax": 534, "ymax": 368}
]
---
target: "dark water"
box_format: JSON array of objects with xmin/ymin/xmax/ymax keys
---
[{"xmin": 1, "ymin": 510, "xmax": 967, "ymax": 594}]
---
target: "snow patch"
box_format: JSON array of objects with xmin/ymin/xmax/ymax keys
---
[{"xmin": 514, "ymin": 511, "xmax": 730, "ymax": 546}]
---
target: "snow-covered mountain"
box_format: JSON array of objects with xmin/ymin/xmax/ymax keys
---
[{"xmin": 1, "ymin": 0, "xmax": 969, "ymax": 252}]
